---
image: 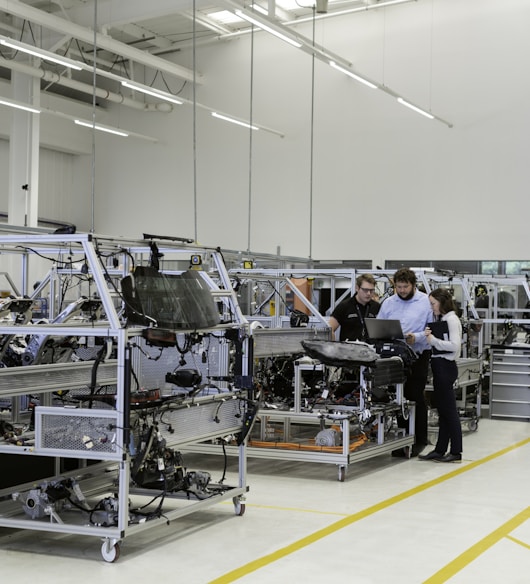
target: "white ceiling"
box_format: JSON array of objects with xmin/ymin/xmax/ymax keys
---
[{"xmin": 0, "ymin": 0, "xmax": 412, "ymax": 108}]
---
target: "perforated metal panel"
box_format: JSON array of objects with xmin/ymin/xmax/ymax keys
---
[
  {"xmin": 156, "ymin": 396, "xmax": 244, "ymax": 446},
  {"xmin": 0, "ymin": 361, "xmax": 118, "ymax": 396},
  {"xmin": 252, "ymin": 328, "xmax": 331, "ymax": 358},
  {"xmin": 35, "ymin": 407, "xmax": 120, "ymax": 457}
]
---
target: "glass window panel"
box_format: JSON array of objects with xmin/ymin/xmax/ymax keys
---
[
  {"xmin": 480, "ymin": 261, "xmax": 498, "ymax": 275},
  {"xmin": 505, "ymin": 261, "xmax": 530, "ymax": 275}
]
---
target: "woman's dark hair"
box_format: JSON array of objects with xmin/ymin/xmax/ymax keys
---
[{"xmin": 429, "ymin": 288, "xmax": 457, "ymax": 315}]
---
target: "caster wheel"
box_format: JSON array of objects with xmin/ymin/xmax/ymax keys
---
[
  {"xmin": 233, "ymin": 497, "xmax": 246, "ymax": 516},
  {"xmin": 468, "ymin": 419, "xmax": 478, "ymax": 432},
  {"xmin": 101, "ymin": 541, "xmax": 121, "ymax": 563},
  {"xmin": 338, "ymin": 466, "xmax": 346, "ymax": 482}
]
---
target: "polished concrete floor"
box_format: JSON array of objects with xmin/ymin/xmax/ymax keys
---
[{"xmin": 0, "ymin": 417, "xmax": 529, "ymax": 584}]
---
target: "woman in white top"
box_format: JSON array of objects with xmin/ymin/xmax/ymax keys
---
[{"xmin": 419, "ymin": 288, "xmax": 463, "ymax": 463}]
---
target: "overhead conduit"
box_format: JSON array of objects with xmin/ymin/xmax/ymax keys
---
[{"xmin": 0, "ymin": 56, "xmax": 173, "ymax": 112}]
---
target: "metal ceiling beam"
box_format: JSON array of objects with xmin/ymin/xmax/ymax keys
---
[
  {"xmin": 63, "ymin": 0, "xmax": 199, "ymax": 30},
  {"xmin": 0, "ymin": 0, "xmax": 200, "ymax": 83},
  {"xmin": 63, "ymin": 0, "xmax": 184, "ymax": 52},
  {"xmin": 101, "ymin": 22, "xmax": 175, "ymax": 52}
]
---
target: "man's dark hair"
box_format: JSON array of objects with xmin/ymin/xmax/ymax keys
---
[{"xmin": 393, "ymin": 268, "xmax": 417, "ymax": 286}]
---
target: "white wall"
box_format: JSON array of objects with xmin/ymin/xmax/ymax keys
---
[
  {"xmin": 3, "ymin": 0, "xmax": 529, "ymax": 262},
  {"xmin": 0, "ymin": 80, "xmax": 94, "ymax": 229},
  {"xmin": 0, "ymin": 137, "xmax": 91, "ymax": 228}
]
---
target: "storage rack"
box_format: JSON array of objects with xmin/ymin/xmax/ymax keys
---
[
  {"xmin": 490, "ymin": 346, "xmax": 530, "ymax": 421},
  {"xmin": 0, "ymin": 231, "xmax": 252, "ymax": 562}
]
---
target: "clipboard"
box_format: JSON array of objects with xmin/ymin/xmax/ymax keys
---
[{"xmin": 428, "ymin": 320, "xmax": 449, "ymax": 341}]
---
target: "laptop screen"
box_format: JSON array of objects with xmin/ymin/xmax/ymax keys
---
[{"xmin": 365, "ymin": 318, "xmax": 405, "ymax": 341}]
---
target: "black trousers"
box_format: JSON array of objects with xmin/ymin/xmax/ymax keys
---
[
  {"xmin": 431, "ymin": 357, "xmax": 462, "ymax": 455},
  {"xmin": 401, "ymin": 350, "xmax": 430, "ymax": 446}
]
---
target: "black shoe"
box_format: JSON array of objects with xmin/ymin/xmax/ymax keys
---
[
  {"xmin": 418, "ymin": 450, "xmax": 444, "ymax": 461},
  {"xmin": 391, "ymin": 448, "xmax": 407, "ymax": 458},
  {"xmin": 435, "ymin": 453, "xmax": 462, "ymax": 463}
]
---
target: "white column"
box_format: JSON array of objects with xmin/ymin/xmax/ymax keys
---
[{"xmin": 8, "ymin": 71, "xmax": 40, "ymax": 227}]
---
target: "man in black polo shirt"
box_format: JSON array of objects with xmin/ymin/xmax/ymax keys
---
[{"xmin": 329, "ymin": 274, "xmax": 380, "ymax": 342}]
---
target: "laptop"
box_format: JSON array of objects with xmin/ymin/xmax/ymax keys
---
[{"xmin": 365, "ymin": 319, "xmax": 405, "ymax": 341}]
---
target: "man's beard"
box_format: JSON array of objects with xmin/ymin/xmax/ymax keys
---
[{"xmin": 398, "ymin": 289, "xmax": 415, "ymax": 301}]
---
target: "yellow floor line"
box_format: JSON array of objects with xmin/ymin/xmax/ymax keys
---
[
  {"xmin": 423, "ymin": 506, "xmax": 530, "ymax": 583},
  {"xmin": 209, "ymin": 437, "xmax": 530, "ymax": 584}
]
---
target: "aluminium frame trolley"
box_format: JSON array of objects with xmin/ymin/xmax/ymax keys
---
[{"xmin": 0, "ymin": 231, "xmax": 253, "ymax": 562}]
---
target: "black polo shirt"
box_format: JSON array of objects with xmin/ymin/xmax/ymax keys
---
[{"xmin": 331, "ymin": 294, "xmax": 380, "ymax": 342}]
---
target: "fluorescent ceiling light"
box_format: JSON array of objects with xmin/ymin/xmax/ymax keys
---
[
  {"xmin": 0, "ymin": 98, "xmax": 40, "ymax": 114},
  {"xmin": 288, "ymin": 0, "xmax": 415, "ymax": 24},
  {"xmin": 208, "ymin": 10, "xmax": 243, "ymax": 25},
  {"xmin": 0, "ymin": 36, "xmax": 84, "ymax": 70},
  {"xmin": 121, "ymin": 80, "xmax": 183, "ymax": 105},
  {"xmin": 74, "ymin": 119, "xmax": 129, "ymax": 137},
  {"xmin": 212, "ymin": 112, "xmax": 259, "ymax": 131},
  {"xmin": 43, "ymin": 107, "xmax": 157, "ymax": 141},
  {"xmin": 234, "ymin": 9, "xmax": 303, "ymax": 48},
  {"xmin": 397, "ymin": 97, "xmax": 435, "ymax": 120},
  {"xmin": 329, "ymin": 61, "xmax": 377, "ymax": 89}
]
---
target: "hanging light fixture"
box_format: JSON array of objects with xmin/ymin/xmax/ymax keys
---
[
  {"xmin": 74, "ymin": 119, "xmax": 129, "ymax": 137},
  {"xmin": 0, "ymin": 97, "xmax": 40, "ymax": 114},
  {"xmin": 211, "ymin": 112, "xmax": 259, "ymax": 131},
  {"xmin": 329, "ymin": 61, "xmax": 378, "ymax": 89},
  {"xmin": 396, "ymin": 97, "xmax": 435, "ymax": 120},
  {"xmin": 234, "ymin": 9, "xmax": 302, "ymax": 48},
  {"xmin": 121, "ymin": 80, "xmax": 183, "ymax": 105},
  {"xmin": 0, "ymin": 35, "xmax": 84, "ymax": 70},
  {"xmin": 226, "ymin": 2, "xmax": 453, "ymax": 128}
]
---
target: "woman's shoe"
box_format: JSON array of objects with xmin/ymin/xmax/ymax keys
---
[
  {"xmin": 418, "ymin": 450, "xmax": 444, "ymax": 461},
  {"xmin": 435, "ymin": 453, "xmax": 462, "ymax": 463}
]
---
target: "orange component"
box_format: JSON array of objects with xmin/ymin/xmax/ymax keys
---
[{"xmin": 248, "ymin": 434, "xmax": 368, "ymax": 453}]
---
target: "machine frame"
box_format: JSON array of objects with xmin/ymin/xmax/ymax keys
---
[{"xmin": 0, "ymin": 231, "xmax": 252, "ymax": 562}]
